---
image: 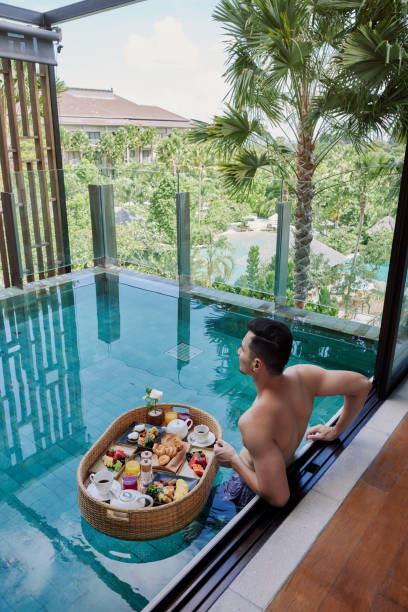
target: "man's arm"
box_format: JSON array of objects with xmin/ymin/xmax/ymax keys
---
[
  {"xmin": 302, "ymin": 365, "xmax": 372, "ymax": 442},
  {"xmin": 215, "ymin": 432, "xmax": 290, "ymax": 507}
]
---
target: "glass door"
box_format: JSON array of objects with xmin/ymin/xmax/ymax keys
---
[
  {"xmin": 375, "ymin": 141, "xmax": 408, "ymax": 398},
  {"xmin": 390, "ymin": 269, "xmax": 408, "ymax": 383}
]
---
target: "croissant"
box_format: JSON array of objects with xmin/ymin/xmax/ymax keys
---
[
  {"xmin": 165, "ymin": 446, "xmax": 177, "ymax": 459},
  {"xmin": 173, "ymin": 440, "xmax": 183, "ymax": 451},
  {"xmin": 154, "ymin": 444, "xmax": 166, "ymax": 456}
]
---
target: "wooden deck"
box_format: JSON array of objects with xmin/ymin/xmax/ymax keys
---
[{"xmin": 267, "ymin": 414, "xmax": 408, "ymax": 611}]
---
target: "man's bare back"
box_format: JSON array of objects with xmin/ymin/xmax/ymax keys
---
[
  {"xmin": 239, "ymin": 365, "xmax": 315, "ymax": 468},
  {"xmin": 214, "ymin": 323, "xmax": 372, "ymax": 507}
]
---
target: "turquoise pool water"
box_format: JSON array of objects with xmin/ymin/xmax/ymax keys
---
[{"xmin": 0, "ymin": 273, "xmax": 376, "ymax": 611}]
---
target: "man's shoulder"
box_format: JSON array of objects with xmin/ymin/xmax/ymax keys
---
[
  {"xmin": 285, "ymin": 363, "xmax": 326, "ymax": 380},
  {"xmin": 243, "ymin": 394, "xmax": 280, "ymax": 428}
]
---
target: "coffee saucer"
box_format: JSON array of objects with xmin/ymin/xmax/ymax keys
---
[
  {"xmin": 187, "ymin": 431, "xmax": 216, "ymax": 447},
  {"xmin": 87, "ymin": 479, "xmax": 121, "ymax": 502}
]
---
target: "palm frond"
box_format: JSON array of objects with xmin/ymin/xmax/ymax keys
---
[
  {"xmin": 188, "ymin": 106, "xmax": 266, "ymax": 154},
  {"xmin": 213, "ymin": 0, "xmax": 252, "ymax": 39},
  {"xmin": 341, "ymin": 22, "xmax": 408, "ymax": 87},
  {"xmin": 218, "ymin": 148, "xmax": 281, "ymax": 193}
]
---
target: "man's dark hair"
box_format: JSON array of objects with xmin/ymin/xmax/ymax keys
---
[{"xmin": 247, "ymin": 317, "xmax": 293, "ymax": 375}]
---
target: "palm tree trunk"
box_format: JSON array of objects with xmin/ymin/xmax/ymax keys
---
[{"xmin": 293, "ymin": 128, "xmax": 315, "ymax": 308}]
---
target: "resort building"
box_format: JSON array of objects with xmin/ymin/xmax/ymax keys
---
[{"xmin": 58, "ymin": 87, "xmax": 192, "ymax": 164}]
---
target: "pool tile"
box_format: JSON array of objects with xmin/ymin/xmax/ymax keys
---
[{"xmin": 13, "ymin": 595, "xmax": 45, "ymax": 612}]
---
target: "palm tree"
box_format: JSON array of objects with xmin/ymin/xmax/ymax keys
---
[
  {"xmin": 156, "ymin": 133, "xmax": 187, "ymax": 174},
  {"xmin": 190, "ymin": 0, "xmax": 362, "ymax": 306},
  {"xmin": 187, "ymin": 144, "xmax": 214, "ymax": 224},
  {"xmin": 197, "ymin": 231, "xmax": 234, "ymax": 283}
]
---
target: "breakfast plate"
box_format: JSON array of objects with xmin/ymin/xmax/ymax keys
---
[{"xmin": 117, "ymin": 423, "xmax": 165, "ymax": 448}]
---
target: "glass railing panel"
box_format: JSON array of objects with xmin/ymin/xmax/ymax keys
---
[
  {"xmin": 110, "ymin": 167, "xmax": 178, "ymax": 278},
  {"xmin": 63, "ymin": 166, "xmax": 104, "ymax": 270},
  {"xmin": 310, "ymin": 150, "xmax": 403, "ymax": 325}
]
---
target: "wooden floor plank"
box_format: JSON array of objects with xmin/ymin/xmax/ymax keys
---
[
  {"xmin": 381, "ymin": 537, "xmax": 408, "ymax": 608},
  {"xmin": 371, "ymin": 594, "xmax": 407, "ymax": 611},
  {"xmin": 268, "ymin": 482, "xmax": 387, "ymax": 611},
  {"xmin": 323, "ymin": 481, "xmax": 408, "ymax": 609},
  {"xmin": 362, "ymin": 445, "xmax": 408, "ymax": 492},
  {"xmin": 268, "ymin": 414, "xmax": 408, "ymax": 612}
]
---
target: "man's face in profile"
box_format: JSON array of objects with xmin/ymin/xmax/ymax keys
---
[{"xmin": 238, "ymin": 331, "xmax": 254, "ymax": 375}]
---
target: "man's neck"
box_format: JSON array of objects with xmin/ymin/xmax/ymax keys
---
[{"xmin": 253, "ymin": 371, "xmax": 283, "ymax": 396}]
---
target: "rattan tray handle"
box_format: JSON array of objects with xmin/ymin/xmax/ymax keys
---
[{"xmin": 106, "ymin": 509, "xmax": 130, "ymax": 522}]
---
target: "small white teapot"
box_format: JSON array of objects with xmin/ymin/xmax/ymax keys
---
[
  {"xmin": 166, "ymin": 418, "xmax": 192, "ymax": 440},
  {"xmin": 112, "ymin": 490, "xmax": 153, "ymax": 510}
]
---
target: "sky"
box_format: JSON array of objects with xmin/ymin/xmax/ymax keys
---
[{"xmin": 16, "ymin": 0, "xmax": 230, "ymax": 121}]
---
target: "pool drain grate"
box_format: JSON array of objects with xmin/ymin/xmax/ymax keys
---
[{"xmin": 165, "ymin": 343, "xmax": 203, "ymax": 362}]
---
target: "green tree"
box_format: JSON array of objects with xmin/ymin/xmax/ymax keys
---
[
  {"xmin": 60, "ymin": 126, "xmax": 72, "ymax": 160},
  {"xmin": 156, "ymin": 132, "xmax": 187, "ymax": 174},
  {"xmin": 149, "ymin": 175, "xmax": 177, "ymax": 241},
  {"xmin": 197, "ymin": 231, "xmax": 234, "ymax": 283},
  {"xmin": 361, "ymin": 230, "xmax": 394, "ymax": 274},
  {"xmin": 349, "ymin": 152, "xmax": 396, "ymax": 269},
  {"xmin": 246, "ymin": 245, "xmax": 260, "ymax": 289},
  {"xmin": 190, "ymin": 0, "xmax": 363, "ymax": 307},
  {"xmin": 71, "ymin": 130, "xmax": 91, "ymax": 161},
  {"xmin": 97, "ymin": 132, "xmax": 123, "ymax": 166}
]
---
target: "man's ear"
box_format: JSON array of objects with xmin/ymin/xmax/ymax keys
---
[{"xmin": 253, "ymin": 358, "xmax": 261, "ymax": 371}]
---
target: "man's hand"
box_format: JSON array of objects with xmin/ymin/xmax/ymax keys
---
[
  {"xmin": 214, "ymin": 439, "xmax": 238, "ymax": 467},
  {"xmin": 306, "ymin": 424, "xmax": 338, "ymax": 442}
]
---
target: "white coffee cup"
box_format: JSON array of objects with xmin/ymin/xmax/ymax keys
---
[
  {"xmin": 90, "ymin": 469, "xmax": 113, "ymax": 497},
  {"xmin": 194, "ymin": 424, "xmax": 209, "ymax": 442}
]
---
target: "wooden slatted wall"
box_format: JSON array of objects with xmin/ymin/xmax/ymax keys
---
[{"xmin": 0, "ymin": 58, "xmax": 67, "ymax": 288}]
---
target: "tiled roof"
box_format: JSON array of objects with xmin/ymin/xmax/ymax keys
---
[{"xmin": 58, "ymin": 88, "xmax": 191, "ymax": 129}]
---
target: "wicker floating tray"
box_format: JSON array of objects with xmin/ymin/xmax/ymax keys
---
[{"xmin": 77, "ymin": 403, "xmax": 222, "ymax": 540}]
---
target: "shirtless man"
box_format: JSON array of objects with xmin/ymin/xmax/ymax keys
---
[{"xmin": 214, "ymin": 317, "xmax": 372, "ymax": 508}]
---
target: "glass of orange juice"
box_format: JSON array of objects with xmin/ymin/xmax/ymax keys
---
[
  {"xmin": 164, "ymin": 411, "xmax": 178, "ymax": 425},
  {"xmin": 125, "ymin": 459, "xmax": 140, "ymax": 476}
]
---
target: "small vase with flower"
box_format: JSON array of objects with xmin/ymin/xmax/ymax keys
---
[{"xmin": 143, "ymin": 387, "xmax": 163, "ymax": 426}]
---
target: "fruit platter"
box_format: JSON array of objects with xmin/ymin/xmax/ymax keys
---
[{"xmin": 77, "ymin": 403, "xmax": 222, "ymax": 540}]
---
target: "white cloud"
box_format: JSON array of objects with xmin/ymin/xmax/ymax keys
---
[{"xmin": 122, "ymin": 16, "xmax": 228, "ymax": 121}]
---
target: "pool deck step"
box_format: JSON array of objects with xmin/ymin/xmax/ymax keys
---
[{"xmin": 209, "ymin": 376, "xmax": 408, "ymax": 612}]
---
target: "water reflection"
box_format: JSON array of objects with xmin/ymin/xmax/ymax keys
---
[
  {"xmin": 96, "ymin": 274, "xmax": 120, "ymax": 345},
  {"xmin": 0, "ymin": 283, "xmax": 86, "ymax": 473}
]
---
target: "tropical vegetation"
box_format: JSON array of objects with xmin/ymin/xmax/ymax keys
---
[{"xmin": 189, "ymin": 0, "xmax": 408, "ymax": 308}]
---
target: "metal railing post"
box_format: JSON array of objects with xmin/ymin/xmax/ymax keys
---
[
  {"xmin": 176, "ymin": 192, "xmax": 191, "ymax": 292},
  {"xmin": 1, "ymin": 192, "xmax": 23, "ymax": 288},
  {"xmin": 274, "ymin": 200, "xmax": 291, "ymax": 306},
  {"xmin": 88, "ymin": 184, "xmax": 117, "ymax": 267}
]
